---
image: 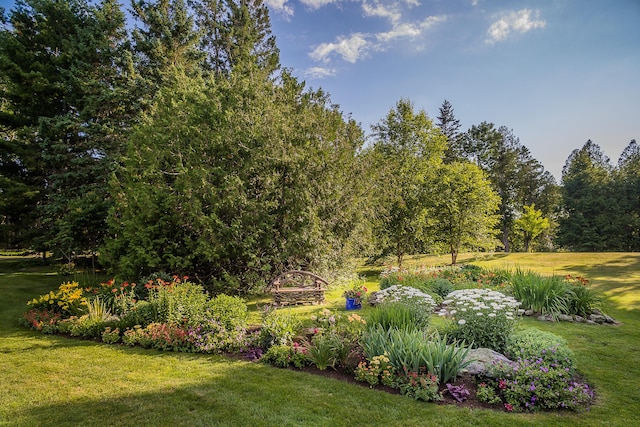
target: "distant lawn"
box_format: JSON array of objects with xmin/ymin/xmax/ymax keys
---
[{"xmin": 1, "ymin": 253, "xmax": 639, "ymax": 426}]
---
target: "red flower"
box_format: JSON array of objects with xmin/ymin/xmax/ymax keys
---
[{"xmin": 504, "ymin": 403, "xmax": 513, "ymax": 412}]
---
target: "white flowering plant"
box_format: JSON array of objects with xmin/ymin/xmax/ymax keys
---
[
  {"xmin": 373, "ymin": 285, "xmax": 437, "ymax": 313},
  {"xmin": 437, "ymin": 289, "xmax": 522, "ymax": 353}
]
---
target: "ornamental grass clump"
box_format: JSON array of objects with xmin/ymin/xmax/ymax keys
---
[
  {"xmin": 366, "ymin": 302, "xmax": 430, "ymax": 331},
  {"xmin": 362, "ymin": 326, "xmax": 471, "ymax": 385},
  {"xmin": 438, "ymin": 289, "xmax": 521, "ymax": 353}
]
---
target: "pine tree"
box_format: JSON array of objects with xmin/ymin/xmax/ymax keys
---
[
  {"xmin": 436, "ymin": 99, "xmax": 463, "ymax": 163},
  {"xmin": 0, "ymin": 0, "xmax": 135, "ymax": 260}
]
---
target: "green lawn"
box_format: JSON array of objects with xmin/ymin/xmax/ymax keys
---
[{"xmin": 1, "ymin": 253, "xmax": 639, "ymax": 426}]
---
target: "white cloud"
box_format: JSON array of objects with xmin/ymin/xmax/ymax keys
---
[
  {"xmin": 486, "ymin": 9, "xmax": 546, "ymax": 44},
  {"xmin": 303, "ymin": 67, "xmax": 337, "ymax": 79},
  {"xmin": 363, "ymin": 1, "xmax": 402, "ymax": 24},
  {"xmin": 471, "ymin": 0, "xmax": 479, "ymax": 6},
  {"xmin": 376, "ymin": 22, "xmax": 421, "ymax": 42},
  {"xmin": 300, "ymin": 0, "xmax": 339, "ymax": 9},
  {"xmin": 264, "ymin": 0, "xmax": 294, "ymax": 16},
  {"xmin": 309, "ymin": 33, "xmax": 370, "ymax": 63},
  {"xmin": 375, "ymin": 15, "xmax": 446, "ymax": 42}
]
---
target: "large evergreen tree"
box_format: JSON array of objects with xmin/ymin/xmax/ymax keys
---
[
  {"xmin": 0, "ymin": 0, "xmax": 134, "ymax": 260},
  {"xmin": 557, "ymin": 140, "xmax": 616, "ymax": 251},
  {"xmin": 436, "ymin": 99, "xmax": 463, "ymax": 163},
  {"xmin": 614, "ymin": 140, "xmax": 640, "ymax": 250}
]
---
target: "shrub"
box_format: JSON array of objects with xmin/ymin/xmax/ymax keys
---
[
  {"xmin": 476, "ymin": 382, "xmax": 502, "ymax": 405},
  {"xmin": 206, "ymin": 294, "xmax": 248, "ymax": 329},
  {"xmin": 116, "ymin": 300, "xmax": 155, "ymax": 330},
  {"xmin": 395, "ymin": 368, "xmax": 442, "ymax": 402},
  {"xmin": 430, "ymin": 278, "xmax": 454, "ymax": 298},
  {"xmin": 188, "ymin": 319, "xmax": 249, "ymax": 354},
  {"xmin": 260, "ymin": 308, "xmax": 301, "ymax": 349},
  {"xmin": 491, "ymin": 358, "xmax": 595, "ymax": 411},
  {"xmin": 362, "ymin": 326, "xmax": 471, "ymax": 385},
  {"xmin": 261, "ymin": 343, "xmax": 310, "ymax": 369},
  {"xmin": 505, "ymin": 328, "xmax": 576, "ymax": 371},
  {"xmin": 438, "ymin": 289, "xmax": 521, "ymax": 353},
  {"xmin": 366, "ymin": 302, "xmax": 430, "ymax": 331},
  {"xmin": 102, "ymin": 327, "xmax": 121, "ymax": 344},
  {"xmin": 147, "ymin": 280, "xmax": 209, "ymax": 326}
]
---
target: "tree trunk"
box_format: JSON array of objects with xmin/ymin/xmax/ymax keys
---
[{"xmin": 502, "ymin": 225, "xmax": 510, "ymax": 252}]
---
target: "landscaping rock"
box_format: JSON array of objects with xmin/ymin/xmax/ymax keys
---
[
  {"xmin": 524, "ymin": 309, "xmax": 535, "ymax": 316},
  {"xmin": 537, "ymin": 313, "xmax": 555, "ymax": 322},
  {"xmin": 575, "ymin": 315, "xmax": 585, "ymax": 323},
  {"xmin": 557, "ymin": 314, "xmax": 574, "ymax": 322},
  {"xmin": 589, "ymin": 314, "xmax": 606, "ymax": 324},
  {"xmin": 461, "ymin": 348, "xmax": 514, "ymax": 377}
]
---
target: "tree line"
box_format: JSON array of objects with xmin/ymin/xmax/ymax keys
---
[{"xmin": 1, "ymin": 0, "xmax": 638, "ymax": 293}]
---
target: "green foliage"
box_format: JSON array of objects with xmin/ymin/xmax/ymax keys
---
[
  {"xmin": 85, "ymin": 297, "xmax": 113, "ymax": 322},
  {"xmin": 366, "ymin": 302, "xmax": 430, "ymax": 331},
  {"xmin": 116, "ymin": 300, "xmax": 155, "ymax": 330},
  {"xmin": 306, "ymin": 332, "xmax": 344, "ymax": 370},
  {"xmin": 558, "ymin": 140, "xmax": 617, "ymax": 251},
  {"xmin": 206, "ymin": 294, "xmax": 248, "ymax": 330},
  {"xmin": 354, "ymin": 354, "xmax": 396, "ymax": 386},
  {"xmin": 101, "ymin": 327, "xmax": 121, "ymax": 344},
  {"xmin": 259, "ymin": 308, "xmax": 301, "ymax": 349},
  {"xmin": 147, "ymin": 280, "xmax": 209, "ymax": 326},
  {"xmin": 431, "ymin": 278, "xmax": 454, "ymax": 298},
  {"xmin": 514, "ymin": 204, "xmax": 550, "ymax": 252},
  {"xmin": 509, "ymin": 269, "xmax": 573, "ymax": 316},
  {"xmin": 439, "ymin": 289, "xmax": 520, "ymax": 353},
  {"xmin": 505, "ymin": 328, "xmax": 576, "ymax": 371},
  {"xmin": 103, "ymin": 65, "xmax": 369, "ymax": 293},
  {"xmin": 261, "ymin": 344, "xmax": 310, "ymax": 369},
  {"xmin": 368, "ymin": 98, "xmax": 447, "ymax": 266},
  {"xmin": 420, "ymin": 161, "xmax": 501, "ymax": 265},
  {"xmin": 362, "ymin": 326, "xmax": 471, "ymax": 385},
  {"xmin": 492, "ymin": 359, "xmax": 595, "ymax": 411},
  {"xmin": 476, "ymin": 382, "xmax": 502, "ymax": 405},
  {"xmin": 395, "ymin": 369, "xmax": 442, "ymax": 402},
  {"xmin": 27, "ymin": 281, "xmax": 88, "ymax": 316}
]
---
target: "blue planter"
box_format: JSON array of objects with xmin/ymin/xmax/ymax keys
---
[{"xmin": 345, "ymin": 297, "xmax": 362, "ymax": 310}]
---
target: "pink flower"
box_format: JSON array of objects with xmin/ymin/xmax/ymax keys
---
[{"xmin": 504, "ymin": 403, "xmax": 513, "ymax": 412}]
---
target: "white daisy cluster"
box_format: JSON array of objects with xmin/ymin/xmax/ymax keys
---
[
  {"xmin": 374, "ymin": 285, "xmax": 436, "ymax": 312},
  {"xmin": 437, "ymin": 289, "xmax": 522, "ymax": 324},
  {"xmin": 379, "ymin": 266, "xmax": 406, "ymax": 279}
]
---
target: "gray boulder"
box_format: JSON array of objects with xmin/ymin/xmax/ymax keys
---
[{"xmin": 461, "ymin": 348, "xmax": 514, "ymax": 377}]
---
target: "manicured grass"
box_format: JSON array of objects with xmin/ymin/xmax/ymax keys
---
[{"xmin": 1, "ymin": 254, "xmax": 639, "ymax": 426}]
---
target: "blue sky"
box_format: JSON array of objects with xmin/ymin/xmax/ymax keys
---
[
  {"xmin": 264, "ymin": 0, "xmax": 640, "ymax": 181},
  {"xmin": 1, "ymin": 0, "xmax": 638, "ymax": 181}
]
